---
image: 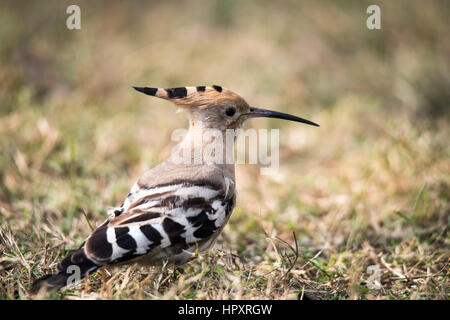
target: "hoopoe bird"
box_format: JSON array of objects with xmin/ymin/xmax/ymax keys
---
[{"xmin": 31, "ymin": 85, "xmax": 319, "ymax": 293}]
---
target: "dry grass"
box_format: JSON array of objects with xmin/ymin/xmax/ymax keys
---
[{"xmin": 0, "ymin": 0, "xmax": 449, "ymax": 300}]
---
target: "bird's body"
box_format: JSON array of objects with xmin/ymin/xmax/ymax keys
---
[
  {"xmin": 31, "ymin": 85, "xmax": 318, "ymax": 294},
  {"xmin": 89, "ymin": 160, "xmax": 236, "ymax": 267}
]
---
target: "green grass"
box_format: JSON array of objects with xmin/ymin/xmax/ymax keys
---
[{"xmin": 0, "ymin": 0, "xmax": 449, "ymax": 300}]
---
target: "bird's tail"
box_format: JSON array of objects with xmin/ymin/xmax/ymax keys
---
[{"xmin": 30, "ymin": 245, "xmax": 99, "ymax": 294}]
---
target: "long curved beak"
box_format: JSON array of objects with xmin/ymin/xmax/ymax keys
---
[{"xmin": 245, "ymin": 106, "xmax": 319, "ymax": 127}]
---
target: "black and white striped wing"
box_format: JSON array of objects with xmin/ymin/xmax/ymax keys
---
[{"xmin": 83, "ymin": 180, "xmax": 235, "ymax": 266}]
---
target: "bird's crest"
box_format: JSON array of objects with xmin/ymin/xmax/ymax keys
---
[{"xmin": 133, "ymin": 85, "xmax": 247, "ymax": 109}]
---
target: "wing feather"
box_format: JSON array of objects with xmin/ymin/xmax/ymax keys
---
[{"xmin": 84, "ymin": 180, "xmax": 235, "ymax": 266}]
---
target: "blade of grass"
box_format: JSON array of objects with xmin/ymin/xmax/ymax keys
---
[
  {"xmin": 82, "ymin": 209, "xmax": 94, "ymax": 231},
  {"xmin": 412, "ymin": 184, "xmax": 426, "ymax": 217}
]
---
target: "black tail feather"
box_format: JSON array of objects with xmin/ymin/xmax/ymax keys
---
[
  {"xmin": 30, "ymin": 246, "xmax": 99, "ymax": 294},
  {"xmin": 30, "ymin": 273, "xmax": 70, "ymax": 294}
]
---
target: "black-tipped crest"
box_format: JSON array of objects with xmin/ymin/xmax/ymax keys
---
[
  {"xmin": 212, "ymin": 85, "xmax": 222, "ymax": 92},
  {"xmin": 166, "ymin": 87, "xmax": 187, "ymax": 98},
  {"xmin": 134, "ymin": 86, "xmax": 157, "ymax": 96}
]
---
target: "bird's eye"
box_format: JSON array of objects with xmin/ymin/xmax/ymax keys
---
[{"xmin": 225, "ymin": 107, "xmax": 236, "ymax": 117}]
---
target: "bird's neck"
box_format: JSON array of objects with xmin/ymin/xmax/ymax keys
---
[{"xmin": 170, "ymin": 122, "xmax": 236, "ymax": 178}]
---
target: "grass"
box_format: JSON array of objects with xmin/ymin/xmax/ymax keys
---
[{"xmin": 0, "ymin": 0, "xmax": 449, "ymax": 300}]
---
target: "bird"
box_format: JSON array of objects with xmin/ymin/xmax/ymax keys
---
[{"xmin": 31, "ymin": 85, "xmax": 319, "ymax": 294}]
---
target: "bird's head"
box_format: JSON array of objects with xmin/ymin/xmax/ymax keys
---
[{"xmin": 133, "ymin": 85, "xmax": 319, "ymax": 130}]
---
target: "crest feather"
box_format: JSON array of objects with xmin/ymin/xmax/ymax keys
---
[{"xmin": 134, "ymin": 85, "xmax": 246, "ymax": 109}]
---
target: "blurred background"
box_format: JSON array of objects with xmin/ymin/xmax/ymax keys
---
[{"xmin": 0, "ymin": 0, "xmax": 448, "ymax": 299}]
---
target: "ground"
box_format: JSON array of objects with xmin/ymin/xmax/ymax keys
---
[{"xmin": 0, "ymin": 0, "xmax": 448, "ymax": 299}]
